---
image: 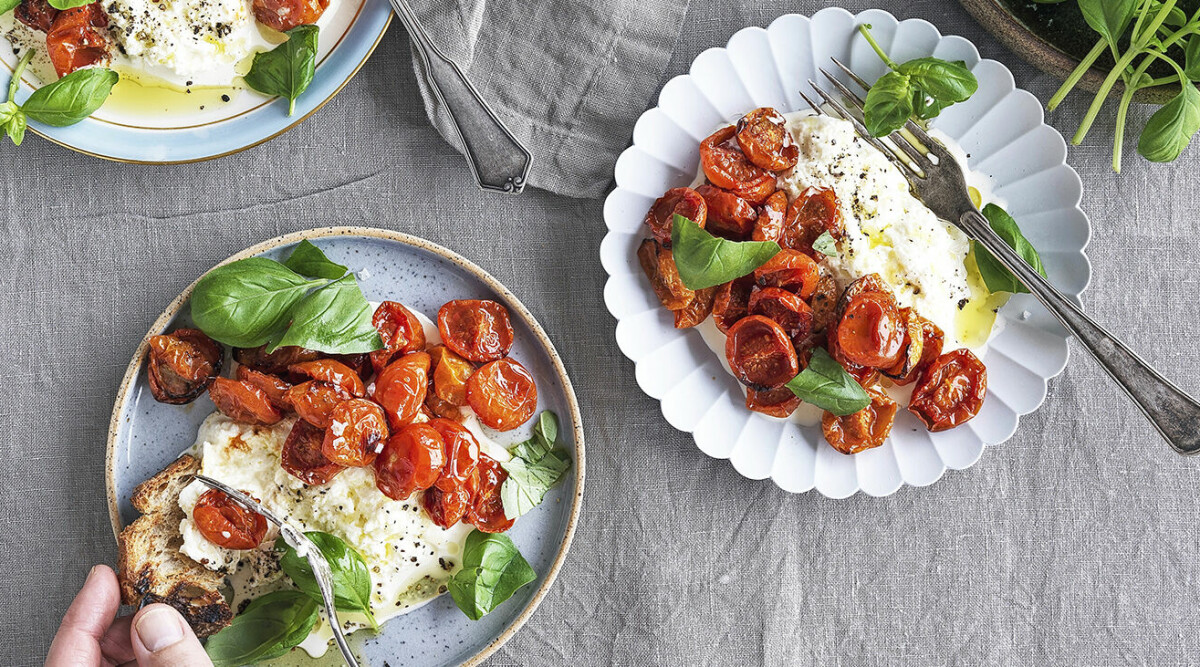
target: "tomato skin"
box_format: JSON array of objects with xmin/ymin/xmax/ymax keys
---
[
  {"xmin": 288, "ymin": 359, "xmax": 366, "ymax": 398},
  {"xmin": 234, "ymin": 345, "xmax": 321, "ymax": 375},
  {"xmin": 193, "ymin": 489, "xmax": 268, "ymax": 550},
  {"xmin": 827, "ymin": 332, "xmax": 880, "ymax": 388},
  {"xmin": 372, "ymin": 352, "xmax": 430, "ymax": 429},
  {"xmin": 753, "ymin": 250, "xmax": 819, "ymax": 299},
  {"xmin": 822, "ymin": 387, "xmax": 898, "ymax": 454},
  {"xmin": 836, "ymin": 291, "xmax": 906, "ymax": 369},
  {"xmin": 908, "ymin": 349, "xmax": 987, "ymax": 432},
  {"xmin": 751, "ymin": 190, "xmax": 789, "ymax": 243},
  {"xmin": 699, "ymin": 126, "xmax": 776, "ymax": 204},
  {"xmin": 745, "ymin": 386, "xmax": 801, "ymax": 418},
  {"xmin": 467, "ymin": 454, "xmax": 514, "ymax": 533},
  {"xmin": 370, "ymin": 302, "xmax": 426, "ymax": 375},
  {"xmin": 209, "ymin": 377, "xmax": 283, "ymax": 425},
  {"xmin": 712, "ymin": 276, "xmax": 754, "ymax": 334},
  {"xmin": 781, "ymin": 187, "xmax": 843, "ymax": 257},
  {"xmin": 736, "ymin": 107, "xmax": 799, "ymax": 172},
  {"xmin": 429, "ymin": 345, "xmax": 474, "ymax": 406},
  {"xmin": 674, "ymin": 286, "xmax": 716, "ymax": 329},
  {"xmin": 281, "ymin": 419, "xmax": 344, "ymax": 485},
  {"xmin": 321, "ymin": 398, "xmax": 388, "ymax": 467},
  {"xmin": 696, "ymin": 184, "xmax": 756, "ymax": 239},
  {"xmin": 644, "ymin": 187, "xmax": 707, "ymax": 246},
  {"xmin": 252, "ymin": 0, "xmax": 328, "ymax": 31},
  {"xmin": 147, "ymin": 329, "xmax": 223, "ymax": 405},
  {"xmin": 466, "ymin": 358, "xmax": 538, "ymax": 431},
  {"xmin": 809, "ymin": 270, "xmax": 840, "ymax": 336},
  {"xmin": 887, "ymin": 315, "xmax": 944, "ymax": 386},
  {"xmin": 725, "ymin": 315, "xmax": 799, "ymax": 390},
  {"xmin": 437, "ymin": 300, "xmax": 515, "ymax": 363},
  {"xmin": 748, "ymin": 286, "xmax": 814, "ymax": 349},
  {"xmin": 374, "ymin": 423, "xmax": 447, "ymax": 500},
  {"xmin": 421, "ymin": 484, "xmax": 471, "ymax": 529},
  {"xmin": 236, "ymin": 365, "xmax": 294, "ymax": 411},
  {"xmin": 637, "ymin": 239, "xmax": 695, "ymax": 311},
  {"xmin": 427, "ymin": 418, "xmax": 480, "ymax": 491},
  {"xmin": 15, "ymin": 0, "xmax": 58, "ymax": 32},
  {"xmin": 45, "ymin": 3, "xmax": 108, "ymax": 77},
  {"xmin": 286, "ymin": 381, "xmax": 348, "ymax": 428}
]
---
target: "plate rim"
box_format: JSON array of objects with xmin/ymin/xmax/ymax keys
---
[{"xmin": 104, "ymin": 225, "xmax": 586, "ymax": 665}]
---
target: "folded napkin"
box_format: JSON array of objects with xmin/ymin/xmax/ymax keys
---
[{"xmin": 407, "ymin": 0, "xmax": 690, "ymax": 199}]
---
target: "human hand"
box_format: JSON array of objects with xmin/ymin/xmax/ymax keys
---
[{"xmin": 45, "ymin": 565, "xmax": 213, "ymax": 667}]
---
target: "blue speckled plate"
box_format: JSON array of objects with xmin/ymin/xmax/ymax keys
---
[{"xmin": 106, "ymin": 227, "xmax": 585, "ymax": 666}]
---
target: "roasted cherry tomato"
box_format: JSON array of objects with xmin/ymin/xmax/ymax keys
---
[
  {"xmin": 712, "ymin": 276, "xmax": 754, "ymax": 333},
  {"xmin": 147, "ymin": 329, "xmax": 223, "ymax": 405},
  {"xmin": 15, "ymin": 0, "xmax": 58, "ymax": 31},
  {"xmin": 374, "ymin": 423, "xmax": 447, "ymax": 500},
  {"xmin": 745, "ymin": 386, "xmax": 802, "ymax": 418},
  {"xmin": 235, "ymin": 365, "xmax": 293, "ymax": 411},
  {"xmin": 725, "ymin": 315, "xmax": 799, "ymax": 389},
  {"xmin": 373, "ymin": 351, "xmax": 430, "ymax": 429},
  {"xmin": 644, "ymin": 187, "xmax": 707, "ymax": 246},
  {"xmin": 209, "ymin": 377, "xmax": 282, "ymax": 425},
  {"xmin": 822, "ymin": 387, "xmax": 898, "ymax": 454},
  {"xmin": 751, "ymin": 190, "xmax": 788, "ymax": 243},
  {"xmin": 234, "ymin": 345, "xmax": 320, "ymax": 375},
  {"xmin": 288, "ymin": 359, "xmax": 366, "ymax": 398},
  {"xmin": 674, "ymin": 286, "xmax": 716, "ymax": 329},
  {"xmin": 467, "ymin": 454, "xmax": 514, "ymax": 533},
  {"xmin": 46, "ymin": 3, "xmax": 108, "ymax": 77},
  {"xmin": 809, "ymin": 270, "xmax": 840, "ymax": 336},
  {"xmin": 881, "ymin": 308, "xmax": 925, "ymax": 382},
  {"xmin": 736, "ymin": 107, "xmax": 799, "ymax": 172},
  {"xmin": 281, "ymin": 419, "xmax": 344, "ymax": 485},
  {"xmin": 888, "ymin": 315, "xmax": 945, "ymax": 386},
  {"xmin": 637, "ymin": 239, "xmax": 694, "ymax": 311},
  {"xmin": 836, "ymin": 274, "xmax": 888, "ymax": 317},
  {"xmin": 695, "ymin": 184, "xmax": 756, "ymax": 239},
  {"xmin": 781, "ymin": 187, "xmax": 843, "ymax": 257},
  {"xmin": 466, "ymin": 358, "xmax": 538, "ymax": 431},
  {"xmin": 827, "ymin": 332, "xmax": 881, "ymax": 388},
  {"xmin": 286, "ymin": 381, "xmax": 348, "ymax": 428},
  {"xmin": 429, "ymin": 345, "xmax": 474, "ymax": 406},
  {"xmin": 748, "ymin": 286, "xmax": 814, "ymax": 349},
  {"xmin": 699, "ymin": 126, "xmax": 774, "ymax": 202},
  {"xmin": 425, "ymin": 388, "xmax": 463, "ymax": 421},
  {"xmin": 421, "ymin": 484, "xmax": 471, "ymax": 529},
  {"xmin": 437, "ymin": 300, "xmax": 515, "ymax": 363},
  {"xmin": 753, "ymin": 249, "xmax": 819, "ymax": 299},
  {"xmin": 908, "ymin": 349, "xmax": 987, "ymax": 431},
  {"xmin": 321, "ymin": 398, "xmax": 388, "ymax": 467},
  {"xmin": 370, "ymin": 301, "xmax": 426, "ymax": 375},
  {"xmin": 332, "ymin": 353, "xmax": 372, "ymax": 382},
  {"xmin": 193, "ymin": 488, "xmax": 268, "ymax": 550},
  {"xmin": 252, "ymin": 0, "xmax": 328, "ymax": 31},
  {"xmin": 427, "ymin": 417, "xmax": 480, "ymax": 491},
  {"xmin": 836, "ymin": 291, "xmax": 905, "ymax": 369}
]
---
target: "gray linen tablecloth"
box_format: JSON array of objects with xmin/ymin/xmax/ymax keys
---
[{"xmin": 5, "ymin": 0, "xmax": 1200, "ymax": 665}]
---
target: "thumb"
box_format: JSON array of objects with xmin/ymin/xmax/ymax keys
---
[{"xmin": 130, "ymin": 604, "xmax": 212, "ymax": 667}]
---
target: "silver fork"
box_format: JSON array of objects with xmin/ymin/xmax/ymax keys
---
[{"xmin": 801, "ymin": 58, "xmax": 1200, "ymax": 455}]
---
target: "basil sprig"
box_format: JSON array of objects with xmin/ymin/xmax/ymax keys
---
[
  {"xmin": 1, "ymin": 49, "xmax": 118, "ymax": 145},
  {"xmin": 244, "ymin": 25, "xmax": 319, "ymax": 116},
  {"xmin": 785, "ymin": 348, "xmax": 871, "ymax": 416},
  {"xmin": 500, "ymin": 411, "xmax": 572, "ymax": 520},
  {"xmin": 971, "ymin": 203, "xmax": 1047, "ymax": 295},
  {"xmin": 1137, "ymin": 81, "xmax": 1200, "ymax": 163},
  {"xmin": 670, "ymin": 214, "xmax": 781, "ymax": 290},
  {"xmin": 448, "ymin": 530, "xmax": 537, "ymax": 621},
  {"xmin": 276, "ymin": 531, "xmax": 379, "ymax": 630},
  {"xmin": 811, "ymin": 231, "xmax": 838, "ymax": 257},
  {"xmin": 858, "ymin": 24, "xmax": 977, "ymax": 137},
  {"xmin": 204, "ymin": 589, "xmax": 319, "ymax": 667}
]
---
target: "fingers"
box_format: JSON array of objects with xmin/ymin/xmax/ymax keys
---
[
  {"xmin": 130, "ymin": 604, "xmax": 212, "ymax": 667},
  {"xmin": 99, "ymin": 615, "xmax": 136, "ymax": 665},
  {"xmin": 46, "ymin": 565, "xmax": 123, "ymax": 667}
]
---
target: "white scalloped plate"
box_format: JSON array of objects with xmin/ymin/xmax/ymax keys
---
[{"xmin": 601, "ymin": 8, "xmax": 1092, "ymax": 498}]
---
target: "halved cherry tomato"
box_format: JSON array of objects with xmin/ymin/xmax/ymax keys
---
[
  {"xmin": 908, "ymin": 349, "xmax": 987, "ymax": 432},
  {"xmin": 781, "ymin": 187, "xmax": 843, "ymax": 257},
  {"xmin": 467, "ymin": 454, "xmax": 514, "ymax": 533},
  {"xmin": 286, "ymin": 381, "xmax": 348, "ymax": 428},
  {"xmin": 437, "ymin": 300, "xmax": 514, "ymax": 363},
  {"xmin": 15, "ymin": 0, "xmax": 58, "ymax": 32},
  {"xmin": 332, "ymin": 354, "xmax": 372, "ymax": 382},
  {"xmin": 827, "ymin": 332, "xmax": 880, "ymax": 388},
  {"xmin": 822, "ymin": 387, "xmax": 898, "ymax": 454},
  {"xmin": 370, "ymin": 301, "xmax": 426, "ymax": 375},
  {"xmin": 429, "ymin": 345, "xmax": 474, "ymax": 406},
  {"xmin": 700, "ymin": 126, "xmax": 770, "ymax": 192},
  {"xmin": 730, "ymin": 174, "xmax": 778, "ymax": 205},
  {"xmin": 422, "ymin": 484, "xmax": 472, "ymax": 529},
  {"xmin": 374, "ymin": 423, "xmax": 447, "ymax": 500},
  {"xmin": 888, "ymin": 315, "xmax": 945, "ymax": 386},
  {"xmin": 234, "ymin": 345, "xmax": 320, "ymax": 375},
  {"xmin": 674, "ymin": 286, "xmax": 716, "ymax": 329},
  {"xmin": 46, "ymin": 3, "xmax": 108, "ymax": 77},
  {"xmin": 193, "ymin": 488, "xmax": 267, "ymax": 550},
  {"xmin": 644, "ymin": 187, "xmax": 707, "ymax": 246},
  {"xmin": 695, "ymin": 184, "xmax": 756, "ymax": 239},
  {"xmin": 637, "ymin": 239, "xmax": 694, "ymax": 311},
  {"xmin": 753, "ymin": 249, "xmax": 819, "ymax": 299},
  {"xmin": 712, "ymin": 276, "xmax": 754, "ymax": 333},
  {"xmin": 252, "ymin": 0, "xmax": 328, "ymax": 32},
  {"xmin": 288, "ymin": 359, "xmax": 366, "ymax": 398},
  {"xmin": 836, "ymin": 291, "xmax": 905, "ymax": 369},
  {"xmin": 736, "ymin": 107, "xmax": 799, "ymax": 172},
  {"xmin": 281, "ymin": 419, "xmax": 344, "ymax": 485},
  {"xmin": 147, "ymin": 329, "xmax": 223, "ymax": 405},
  {"xmin": 425, "ymin": 390, "xmax": 463, "ymax": 421},
  {"xmin": 427, "ymin": 418, "xmax": 480, "ymax": 491},
  {"xmin": 881, "ymin": 308, "xmax": 925, "ymax": 382},
  {"xmin": 373, "ymin": 351, "xmax": 430, "ymax": 429},
  {"xmin": 466, "ymin": 358, "xmax": 538, "ymax": 431},
  {"xmin": 209, "ymin": 377, "xmax": 282, "ymax": 425},
  {"xmin": 235, "ymin": 366, "xmax": 293, "ymax": 411},
  {"xmin": 751, "ymin": 190, "xmax": 788, "ymax": 243},
  {"xmin": 322, "ymin": 398, "xmax": 387, "ymax": 467},
  {"xmin": 748, "ymin": 287, "xmax": 814, "ymax": 348},
  {"xmin": 745, "ymin": 386, "xmax": 802, "ymax": 418},
  {"xmin": 836, "ymin": 274, "xmax": 888, "ymax": 317},
  {"xmin": 725, "ymin": 315, "xmax": 799, "ymax": 389},
  {"xmin": 809, "ymin": 270, "xmax": 840, "ymax": 336}
]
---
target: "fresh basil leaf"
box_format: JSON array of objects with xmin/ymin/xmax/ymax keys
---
[
  {"xmin": 276, "ymin": 531, "xmax": 379, "ymax": 630},
  {"xmin": 897, "ymin": 58, "xmax": 977, "ymax": 104},
  {"xmin": 271, "ymin": 274, "xmax": 384, "ymax": 354},
  {"xmin": 910, "ymin": 87, "xmax": 949, "ymax": 121},
  {"xmin": 284, "ymin": 240, "xmax": 348, "ymax": 280},
  {"xmin": 0, "ymin": 0, "xmax": 20, "ymax": 15},
  {"xmin": 191, "ymin": 257, "xmax": 329, "ymax": 348},
  {"xmin": 1186, "ymin": 34, "xmax": 1200, "ymax": 82},
  {"xmin": 46, "ymin": 0, "xmax": 93, "ymax": 8},
  {"xmin": 1, "ymin": 102, "xmax": 25, "ymax": 146},
  {"xmin": 863, "ymin": 70, "xmax": 914, "ymax": 137},
  {"xmin": 971, "ymin": 203, "xmax": 1048, "ymax": 295},
  {"xmin": 501, "ymin": 411, "xmax": 571, "ymax": 519},
  {"xmin": 1078, "ymin": 0, "xmax": 1139, "ymax": 47},
  {"xmin": 670, "ymin": 214, "xmax": 780, "ymax": 290},
  {"xmin": 204, "ymin": 589, "xmax": 319, "ymax": 667},
  {"xmin": 244, "ymin": 25, "xmax": 319, "ymax": 116},
  {"xmin": 812, "ymin": 231, "xmax": 837, "ymax": 257},
  {"xmin": 1137, "ymin": 82, "xmax": 1200, "ymax": 163},
  {"xmin": 448, "ymin": 530, "xmax": 537, "ymax": 621},
  {"xmin": 785, "ymin": 348, "xmax": 871, "ymax": 416},
  {"xmin": 22, "ymin": 67, "xmax": 117, "ymax": 126},
  {"xmin": 535, "ymin": 410, "xmax": 558, "ymax": 448}
]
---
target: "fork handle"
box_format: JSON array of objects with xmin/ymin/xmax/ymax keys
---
[{"xmin": 959, "ymin": 209, "xmax": 1200, "ymax": 454}]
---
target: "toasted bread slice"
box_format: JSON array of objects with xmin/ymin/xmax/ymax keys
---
[{"xmin": 117, "ymin": 454, "xmax": 232, "ymax": 637}]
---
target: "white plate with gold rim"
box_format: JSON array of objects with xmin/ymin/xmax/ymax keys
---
[{"xmin": 601, "ymin": 7, "xmax": 1092, "ymax": 498}]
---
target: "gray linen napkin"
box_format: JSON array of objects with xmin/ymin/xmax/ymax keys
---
[{"xmin": 406, "ymin": 0, "xmax": 690, "ymax": 199}]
